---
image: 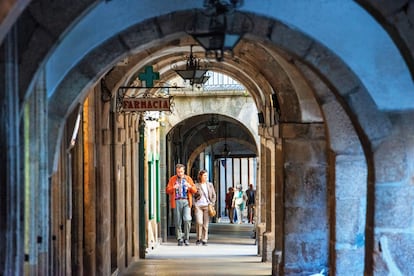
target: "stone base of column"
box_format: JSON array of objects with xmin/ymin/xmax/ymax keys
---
[
  {"xmin": 272, "ymin": 249, "xmax": 282, "ymax": 276},
  {"xmin": 257, "ymin": 223, "xmax": 265, "ymax": 257},
  {"xmin": 262, "ymin": 231, "xmax": 275, "ymax": 262}
]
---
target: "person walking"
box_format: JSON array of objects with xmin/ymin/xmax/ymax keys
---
[
  {"xmin": 225, "ymin": 187, "xmax": 235, "ymax": 223},
  {"xmin": 232, "ymin": 184, "xmax": 247, "ymax": 224},
  {"xmin": 166, "ymin": 163, "xmax": 197, "ymax": 246},
  {"xmin": 246, "ymin": 184, "xmax": 256, "ymax": 224},
  {"xmin": 194, "ymin": 169, "xmax": 216, "ymax": 246}
]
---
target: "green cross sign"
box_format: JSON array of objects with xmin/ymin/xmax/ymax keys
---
[{"xmin": 138, "ymin": 65, "xmax": 160, "ymax": 88}]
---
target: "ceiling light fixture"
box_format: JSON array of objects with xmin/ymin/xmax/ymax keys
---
[
  {"xmin": 173, "ymin": 45, "xmax": 210, "ymax": 86},
  {"xmin": 222, "ymin": 122, "xmax": 231, "ymax": 157},
  {"xmin": 206, "ymin": 114, "xmax": 219, "ymax": 132},
  {"xmin": 189, "ymin": 0, "xmax": 244, "ymax": 61}
]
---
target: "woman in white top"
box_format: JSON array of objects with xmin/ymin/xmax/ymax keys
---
[
  {"xmin": 232, "ymin": 184, "xmax": 247, "ymax": 224},
  {"xmin": 194, "ymin": 169, "xmax": 217, "ymax": 246}
]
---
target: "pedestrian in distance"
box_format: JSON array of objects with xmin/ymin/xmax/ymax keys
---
[
  {"xmin": 225, "ymin": 187, "xmax": 235, "ymax": 223},
  {"xmin": 232, "ymin": 184, "xmax": 247, "ymax": 224},
  {"xmin": 246, "ymin": 184, "xmax": 256, "ymax": 224}
]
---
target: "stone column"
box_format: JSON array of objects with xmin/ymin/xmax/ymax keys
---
[
  {"xmin": 131, "ymin": 119, "xmax": 140, "ymax": 257},
  {"xmin": 260, "ymin": 126, "xmax": 277, "ymax": 262},
  {"xmin": 125, "ymin": 114, "xmax": 134, "ymax": 263},
  {"xmin": 115, "ymin": 114, "xmax": 127, "ymax": 270},
  {"xmin": 83, "ymin": 94, "xmax": 97, "ymax": 276},
  {"xmin": 257, "ymin": 131, "xmax": 266, "ymax": 258},
  {"xmin": 37, "ymin": 70, "xmax": 49, "ymax": 276},
  {"xmin": 95, "ymin": 85, "xmax": 111, "ymax": 275},
  {"xmin": 273, "ymin": 136, "xmax": 283, "ymax": 275},
  {"xmin": 159, "ymin": 116, "xmax": 168, "ymax": 242},
  {"xmin": 72, "ymin": 118, "xmax": 84, "ymax": 276},
  {"xmin": 27, "ymin": 69, "xmax": 49, "ymax": 275},
  {"xmin": 281, "ymin": 123, "xmax": 328, "ymax": 275},
  {"xmin": 1, "ymin": 25, "xmax": 24, "ymax": 276}
]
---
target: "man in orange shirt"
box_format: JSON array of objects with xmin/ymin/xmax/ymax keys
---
[{"xmin": 166, "ymin": 163, "xmax": 197, "ymax": 246}]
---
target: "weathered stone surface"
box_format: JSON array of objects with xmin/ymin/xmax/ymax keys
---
[
  {"xmin": 347, "ymin": 87, "xmax": 392, "ymax": 145},
  {"xmin": 335, "ymin": 248, "xmax": 365, "ymax": 275},
  {"xmin": 377, "ymin": 233, "xmax": 414, "ymax": 276},
  {"xmin": 303, "ymin": 166, "xmax": 326, "ymax": 205},
  {"xmin": 281, "ymin": 123, "xmax": 325, "ymax": 140},
  {"xmin": 78, "ymin": 37, "xmax": 129, "ymax": 79},
  {"xmin": 284, "ymin": 139, "xmax": 326, "ymax": 165},
  {"xmin": 285, "ymin": 207, "xmax": 327, "ymax": 234},
  {"xmin": 285, "ymin": 165, "xmax": 326, "ymax": 208},
  {"xmin": 120, "ymin": 17, "xmax": 163, "ymax": 49},
  {"xmin": 263, "ymin": 232, "xmax": 275, "ymax": 262},
  {"xmin": 283, "ymin": 123, "xmax": 328, "ymax": 274},
  {"xmin": 375, "ymin": 186, "xmax": 414, "ymax": 228},
  {"xmin": 269, "ymin": 20, "xmax": 313, "ymax": 60},
  {"xmin": 157, "ymin": 11, "xmax": 192, "ymax": 36},
  {"xmin": 374, "ymin": 138, "xmax": 408, "ymax": 183},
  {"xmin": 323, "ymin": 101, "xmax": 363, "ymax": 154},
  {"xmin": 279, "ymin": 85, "xmax": 301, "ymax": 122},
  {"xmin": 18, "ymin": 0, "xmax": 96, "ymax": 97},
  {"xmin": 19, "ymin": 25, "xmax": 55, "ymax": 98},
  {"xmin": 335, "ymin": 198, "xmax": 366, "ymax": 245},
  {"xmin": 305, "ymin": 42, "xmax": 359, "ymax": 97},
  {"xmin": 284, "ymin": 233, "xmax": 328, "ymax": 273},
  {"xmin": 335, "ymin": 155, "xmax": 367, "ymax": 198},
  {"xmin": 296, "ymin": 61, "xmax": 335, "ymax": 105},
  {"xmin": 28, "ymin": 0, "xmax": 95, "ymax": 38}
]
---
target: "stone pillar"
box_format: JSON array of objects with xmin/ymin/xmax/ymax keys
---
[
  {"xmin": 125, "ymin": 115, "xmax": 134, "ymax": 263},
  {"xmin": 281, "ymin": 123, "xmax": 328, "ymax": 275},
  {"xmin": 1, "ymin": 25, "xmax": 24, "ymax": 276},
  {"xmin": 115, "ymin": 114, "xmax": 127, "ymax": 270},
  {"xmin": 95, "ymin": 85, "xmax": 111, "ymax": 275},
  {"xmin": 72, "ymin": 118, "xmax": 84, "ymax": 276},
  {"xmin": 332, "ymin": 153, "xmax": 367, "ymax": 274},
  {"xmin": 159, "ymin": 115, "xmax": 168, "ymax": 242},
  {"xmin": 131, "ymin": 119, "xmax": 140, "ymax": 257},
  {"xmin": 260, "ymin": 126, "xmax": 277, "ymax": 262},
  {"xmin": 27, "ymin": 69, "xmax": 49, "ymax": 275},
  {"xmin": 273, "ymin": 136, "xmax": 283, "ymax": 275},
  {"xmin": 257, "ymin": 131, "xmax": 266, "ymax": 258},
  {"xmin": 83, "ymin": 94, "xmax": 97, "ymax": 276},
  {"xmin": 37, "ymin": 70, "xmax": 49, "ymax": 276}
]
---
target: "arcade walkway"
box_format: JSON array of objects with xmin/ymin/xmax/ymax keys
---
[{"xmin": 122, "ymin": 222, "xmax": 272, "ymax": 276}]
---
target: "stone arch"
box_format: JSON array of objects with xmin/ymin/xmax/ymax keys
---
[
  {"xmin": 355, "ymin": 0, "xmax": 414, "ymax": 80},
  {"xmin": 42, "ymin": 9, "xmax": 391, "ymax": 274},
  {"xmin": 1, "ymin": 1, "xmax": 413, "ymax": 274},
  {"xmin": 180, "ymin": 114, "xmax": 259, "ymax": 167},
  {"xmin": 2, "ymin": 1, "xmax": 410, "ymax": 118},
  {"xmin": 47, "ymin": 10, "xmax": 391, "ymax": 166}
]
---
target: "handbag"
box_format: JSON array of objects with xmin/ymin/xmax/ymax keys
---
[
  {"xmin": 208, "ymin": 203, "xmax": 216, "ymax": 217},
  {"xmin": 199, "ymin": 183, "xmax": 216, "ymax": 217}
]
